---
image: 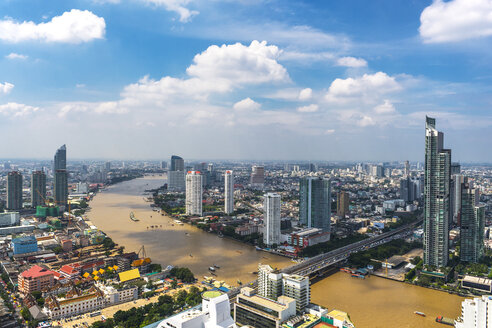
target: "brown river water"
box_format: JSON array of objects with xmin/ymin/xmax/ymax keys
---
[{"xmin": 87, "ymin": 175, "xmax": 467, "ymax": 327}]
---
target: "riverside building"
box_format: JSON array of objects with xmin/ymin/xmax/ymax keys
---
[
  {"xmin": 224, "ymin": 170, "xmax": 234, "ymax": 215},
  {"xmin": 424, "ymin": 116, "xmax": 451, "ymax": 267},
  {"xmin": 186, "ymin": 171, "xmax": 203, "ymax": 216},
  {"xmin": 263, "ymin": 193, "xmax": 281, "ymax": 246},
  {"xmin": 460, "ymin": 182, "xmax": 485, "ymax": 263},
  {"xmin": 299, "ymin": 177, "xmax": 331, "ymax": 233}
]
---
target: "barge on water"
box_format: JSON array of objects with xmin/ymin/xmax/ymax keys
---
[
  {"xmin": 436, "ymin": 316, "xmax": 454, "ymax": 326},
  {"xmin": 414, "ymin": 311, "xmax": 426, "ymax": 317},
  {"xmin": 130, "ymin": 212, "xmax": 139, "ymax": 222}
]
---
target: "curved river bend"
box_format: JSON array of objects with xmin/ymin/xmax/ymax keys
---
[{"xmin": 88, "ymin": 176, "xmax": 466, "ymax": 328}]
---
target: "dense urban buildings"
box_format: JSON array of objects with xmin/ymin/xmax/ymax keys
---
[
  {"xmin": 263, "ymin": 193, "xmax": 281, "ymax": 246},
  {"xmin": 224, "ymin": 170, "xmax": 234, "ymax": 215},
  {"xmin": 186, "ymin": 171, "xmax": 203, "ymax": 216},
  {"xmin": 6, "ymin": 171, "xmax": 22, "ymax": 210},
  {"xmin": 299, "ymin": 177, "xmax": 331, "ymax": 232},
  {"xmin": 423, "ymin": 116, "xmax": 451, "ymax": 267},
  {"xmin": 31, "ymin": 170, "xmax": 46, "ymax": 208}
]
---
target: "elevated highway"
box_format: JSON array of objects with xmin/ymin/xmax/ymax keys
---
[{"xmin": 228, "ymin": 218, "xmax": 422, "ymax": 298}]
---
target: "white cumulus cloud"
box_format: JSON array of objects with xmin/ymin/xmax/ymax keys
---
[
  {"xmin": 0, "ymin": 82, "xmax": 14, "ymax": 94},
  {"xmin": 233, "ymin": 98, "xmax": 261, "ymax": 111},
  {"xmin": 5, "ymin": 53, "xmax": 28, "ymax": 60},
  {"xmin": 142, "ymin": 0, "xmax": 199, "ymax": 22},
  {"xmin": 0, "ymin": 9, "xmax": 106, "ymax": 43},
  {"xmin": 298, "ymin": 88, "xmax": 312, "ymax": 101},
  {"xmin": 373, "ymin": 100, "xmax": 396, "ymax": 114},
  {"xmin": 420, "ymin": 0, "xmax": 492, "ymax": 43},
  {"xmin": 297, "ymin": 104, "xmax": 319, "ymax": 113},
  {"xmin": 325, "ymin": 72, "xmax": 401, "ymax": 103},
  {"xmin": 187, "ymin": 41, "xmax": 289, "ymax": 89},
  {"xmin": 0, "ymin": 102, "xmax": 39, "ymax": 117},
  {"xmin": 336, "ymin": 56, "xmax": 368, "ymax": 68}
]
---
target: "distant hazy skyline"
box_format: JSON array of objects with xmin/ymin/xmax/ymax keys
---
[{"xmin": 0, "ymin": 0, "xmax": 491, "ymax": 161}]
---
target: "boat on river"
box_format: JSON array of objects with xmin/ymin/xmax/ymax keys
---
[
  {"xmin": 130, "ymin": 212, "xmax": 139, "ymax": 222},
  {"xmin": 414, "ymin": 311, "xmax": 426, "ymax": 317},
  {"xmin": 209, "ymin": 267, "xmax": 216, "ymax": 272},
  {"xmin": 435, "ymin": 316, "xmax": 454, "ymax": 326}
]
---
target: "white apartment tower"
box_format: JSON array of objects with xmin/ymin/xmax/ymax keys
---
[
  {"xmin": 263, "ymin": 193, "xmax": 281, "ymax": 246},
  {"xmin": 224, "ymin": 171, "xmax": 234, "ymax": 215},
  {"xmin": 455, "ymin": 295, "xmax": 492, "ymax": 328},
  {"xmin": 257, "ymin": 264, "xmax": 283, "ymax": 300},
  {"xmin": 282, "ymin": 274, "xmax": 310, "ymax": 314},
  {"xmin": 186, "ymin": 171, "xmax": 203, "ymax": 216}
]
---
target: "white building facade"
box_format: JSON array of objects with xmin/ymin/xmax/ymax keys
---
[
  {"xmin": 224, "ymin": 171, "xmax": 234, "ymax": 215},
  {"xmin": 186, "ymin": 171, "xmax": 203, "ymax": 216},
  {"xmin": 263, "ymin": 193, "xmax": 281, "ymax": 246},
  {"xmin": 455, "ymin": 295, "xmax": 492, "ymax": 328}
]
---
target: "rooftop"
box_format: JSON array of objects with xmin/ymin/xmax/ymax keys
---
[
  {"xmin": 118, "ymin": 268, "xmax": 141, "ymax": 282},
  {"xmin": 21, "ymin": 265, "xmax": 54, "ymax": 279}
]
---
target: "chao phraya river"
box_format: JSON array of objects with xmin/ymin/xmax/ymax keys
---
[
  {"xmin": 88, "ymin": 175, "xmax": 466, "ymax": 328},
  {"xmin": 87, "ymin": 175, "xmax": 291, "ymax": 286}
]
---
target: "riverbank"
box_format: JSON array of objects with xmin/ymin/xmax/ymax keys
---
[{"xmin": 85, "ymin": 175, "xmax": 291, "ymax": 286}]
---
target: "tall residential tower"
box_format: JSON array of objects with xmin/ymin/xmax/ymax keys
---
[
  {"xmin": 53, "ymin": 145, "xmax": 68, "ymax": 205},
  {"xmin": 299, "ymin": 177, "xmax": 331, "ymax": 233},
  {"xmin": 224, "ymin": 171, "xmax": 234, "ymax": 215},
  {"xmin": 263, "ymin": 193, "xmax": 281, "ymax": 246},
  {"xmin": 31, "ymin": 171, "xmax": 46, "ymax": 208},
  {"xmin": 185, "ymin": 171, "xmax": 202, "ymax": 216},
  {"xmin": 424, "ymin": 117, "xmax": 451, "ymax": 267},
  {"xmin": 7, "ymin": 171, "xmax": 22, "ymax": 210}
]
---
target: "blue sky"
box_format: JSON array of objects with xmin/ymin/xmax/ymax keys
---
[{"xmin": 0, "ymin": 0, "xmax": 491, "ymax": 161}]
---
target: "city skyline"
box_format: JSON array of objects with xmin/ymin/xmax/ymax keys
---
[{"xmin": 0, "ymin": 0, "xmax": 491, "ymax": 161}]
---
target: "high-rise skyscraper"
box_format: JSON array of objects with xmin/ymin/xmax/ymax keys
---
[
  {"xmin": 336, "ymin": 191, "xmax": 349, "ymax": 218},
  {"xmin": 160, "ymin": 161, "xmax": 167, "ymax": 169},
  {"xmin": 31, "ymin": 171, "xmax": 46, "ymax": 208},
  {"xmin": 404, "ymin": 160, "xmax": 410, "ymax": 177},
  {"xmin": 168, "ymin": 155, "xmax": 185, "ymax": 191},
  {"xmin": 224, "ymin": 171, "xmax": 234, "ymax": 215},
  {"xmin": 105, "ymin": 161, "xmax": 111, "ymax": 171},
  {"xmin": 263, "ymin": 193, "xmax": 281, "ymax": 246},
  {"xmin": 170, "ymin": 155, "xmax": 184, "ymax": 172},
  {"xmin": 7, "ymin": 171, "xmax": 22, "ymax": 210},
  {"xmin": 250, "ymin": 166, "xmax": 265, "ymax": 188},
  {"xmin": 54, "ymin": 144, "xmax": 66, "ymax": 170},
  {"xmin": 54, "ymin": 145, "xmax": 68, "ymax": 206},
  {"xmin": 185, "ymin": 171, "xmax": 202, "ymax": 216},
  {"xmin": 424, "ymin": 116, "xmax": 451, "ymax": 267},
  {"xmin": 460, "ymin": 182, "xmax": 484, "ymax": 263},
  {"xmin": 299, "ymin": 177, "xmax": 331, "ymax": 233},
  {"xmin": 257, "ymin": 264, "xmax": 283, "ymax": 300}
]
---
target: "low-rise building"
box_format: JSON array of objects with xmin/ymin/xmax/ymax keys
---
[
  {"xmin": 461, "ymin": 276, "xmax": 492, "ymax": 293},
  {"xmin": 157, "ymin": 291, "xmax": 236, "ymax": 328},
  {"xmin": 98, "ymin": 284, "xmax": 138, "ymax": 305},
  {"xmin": 43, "ymin": 286, "xmax": 106, "ymax": 319},
  {"xmin": 234, "ymin": 287, "xmax": 296, "ymax": 328},
  {"xmin": 288, "ymin": 228, "xmax": 330, "ymax": 250},
  {"xmin": 12, "ymin": 236, "xmax": 38, "ymax": 255},
  {"xmin": 18, "ymin": 265, "xmax": 55, "ymax": 295}
]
